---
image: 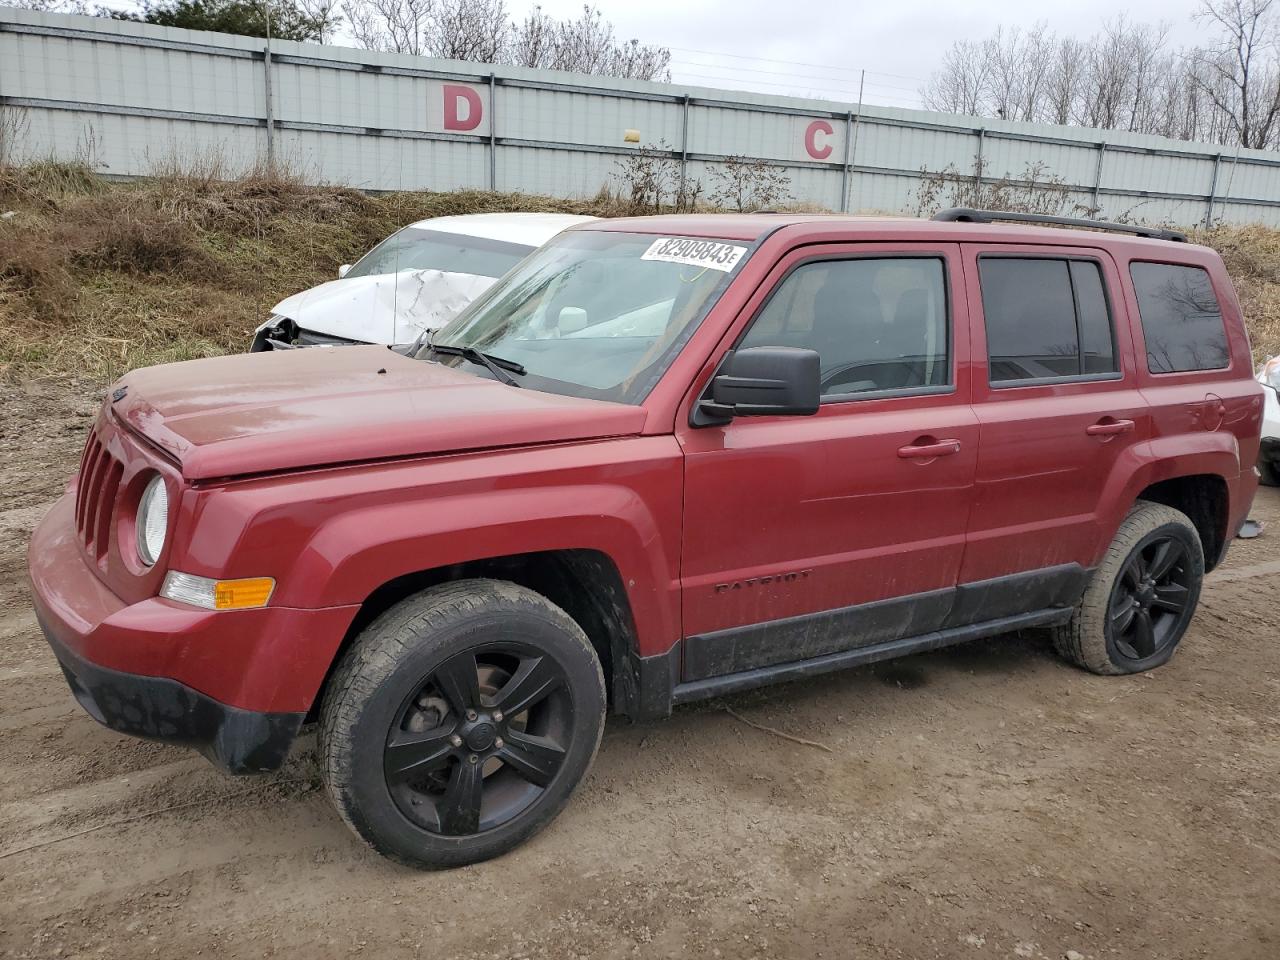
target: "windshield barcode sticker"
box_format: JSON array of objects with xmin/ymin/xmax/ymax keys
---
[{"xmin": 641, "ymin": 237, "xmax": 747, "ymax": 272}]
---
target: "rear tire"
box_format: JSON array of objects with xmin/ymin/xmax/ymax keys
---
[
  {"xmin": 1260, "ymin": 459, "xmax": 1279, "ymax": 487},
  {"xmin": 1051, "ymin": 501, "xmax": 1204, "ymax": 675},
  {"xmin": 319, "ymin": 579, "xmax": 606, "ymax": 869}
]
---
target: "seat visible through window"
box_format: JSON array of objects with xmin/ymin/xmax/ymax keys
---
[{"xmin": 739, "ymin": 257, "xmax": 949, "ymax": 395}]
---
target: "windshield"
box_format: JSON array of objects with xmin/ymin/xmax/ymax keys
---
[
  {"xmin": 345, "ymin": 227, "xmax": 533, "ymax": 280},
  {"xmin": 416, "ymin": 231, "xmax": 751, "ymax": 404}
]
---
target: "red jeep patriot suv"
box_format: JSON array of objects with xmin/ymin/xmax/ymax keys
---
[{"xmin": 29, "ymin": 209, "xmax": 1263, "ymax": 868}]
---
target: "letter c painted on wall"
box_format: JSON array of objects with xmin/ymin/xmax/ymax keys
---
[
  {"xmin": 805, "ymin": 119, "xmax": 834, "ymax": 160},
  {"xmin": 443, "ymin": 84, "xmax": 483, "ymax": 131}
]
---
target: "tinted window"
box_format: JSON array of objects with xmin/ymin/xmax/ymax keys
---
[
  {"xmin": 1130, "ymin": 262, "xmax": 1230, "ymax": 373},
  {"xmin": 980, "ymin": 258, "xmax": 1118, "ymax": 382},
  {"xmin": 738, "ymin": 258, "xmax": 948, "ymax": 396},
  {"xmin": 1072, "ymin": 261, "xmax": 1117, "ymax": 374}
]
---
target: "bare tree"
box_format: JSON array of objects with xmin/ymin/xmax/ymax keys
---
[
  {"xmin": 921, "ymin": 9, "xmax": 1280, "ymax": 148},
  {"xmin": 610, "ymin": 140, "xmax": 679, "ymax": 213},
  {"xmin": 344, "ymin": 0, "xmax": 433, "ymax": 54},
  {"xmin": 706, "ymin": 155, "xmax": 792, "ymax": 212},
  {"xmin": 921, "ymin": 39, "xmax": 990, "ymax": 116},
  {"xmin": 1192, "ymin": 0, "xmax": 1280, "ymax": 148},
  {"xmin": 6, "ymin": 0, "xmax": 89, "ymax": 10},
  {"xmin": 430, "ymin": 0, "xmax": 509, "ymax": 62},
  {"xmin": 343, "ymin": 0, "xmax": 669, "ymax": 81},
  {"xmin": 1045, "ymin": 37, "xmax": 1086, "ymax": 125},
  {"xmin": 509, "ymin": 4, "xmax": 555, "ymax": 67}
]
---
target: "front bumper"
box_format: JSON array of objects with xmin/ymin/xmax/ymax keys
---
[
  {"xmin": 41, "ymin": 614, "xmax": 304, "ymax": 773},
  {"xmin": 28, "ymin": 492, "xmax": 358, "ymax": 773}
]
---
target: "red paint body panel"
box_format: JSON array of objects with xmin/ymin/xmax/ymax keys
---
[
  {"xmin": 29, "ymin": 494, "xmax": 359, "ymax": 712},
  {"xmin": 27, "ymin": 214, "xmax": 1264, "ymax": 724},
  {"xmin": 958, "ymin": 244, "xmax": 1155, "ymax": 581},
  {"xmin": 677, "ymin": 242, "xmax": 978, "ymax": 637},
  {"xmin": 113, "ymin": 346, "xmax": 648, "ymax": 480}
]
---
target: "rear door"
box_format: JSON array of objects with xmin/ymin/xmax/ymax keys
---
[
  {"xmin": 677, "ymin": 242, "xmax": 979, "ymax": 681},
  {"xmin": 957, "ymin": 244, "xmax": 1151, "ymax": 617}
]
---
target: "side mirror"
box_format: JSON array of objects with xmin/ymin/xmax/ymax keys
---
[
  {"xmin": 556, "ymin": 306, "xmax": 588, "ymax": 334},
  {"xmin": 338, "ymin": 264, "xmax": 352, "ymax": 279},
  {"xmin": 695, "ymin": 346, "xmax": 821, "ymax": 425}
]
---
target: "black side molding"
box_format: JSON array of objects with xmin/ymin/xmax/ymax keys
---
[{"xmin": 670, "ymin": 607, "xmax": 1072, "ymax": 706}]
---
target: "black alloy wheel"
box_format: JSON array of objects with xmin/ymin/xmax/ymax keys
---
[
  {"xmin": 1051, "ymin": 501, "xmax": 1205, "ymax": 676},
  {"xmin": 1106, "ymin": 534, "xmax": 1195, "ymax": 663},
  {"xmin": 384, "ymin": 644, "xmax": 572, "ymax": 836},
  {"xmin": 320, "ymin": 579, "xmax": 606, "ymax": 868}
]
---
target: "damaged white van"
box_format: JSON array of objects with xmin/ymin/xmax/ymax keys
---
[{"xmin": 251, "ymin": 212, "xmax": 596, "ymax": 350}]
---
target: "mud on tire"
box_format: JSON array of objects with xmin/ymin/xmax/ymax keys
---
[
  {"xmin": 318, "ymin": 579, "xmax": 606, "ymax": 869},
  {"xmin": 1051, "ymin": 501, "xmax": 1205, "ymax": 676}
]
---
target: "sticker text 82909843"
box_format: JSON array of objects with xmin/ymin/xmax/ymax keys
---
[{"xmin": 640, "ymin": 237, "xmax": 748, "ymax": 273}]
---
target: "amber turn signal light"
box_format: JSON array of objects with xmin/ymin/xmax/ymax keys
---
[{"xmin": 161, "ymin": 572, "xmax": 275, "ymax": 610}]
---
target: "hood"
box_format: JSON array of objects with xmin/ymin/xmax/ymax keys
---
[
  {"xmin": 111, "ymin": 347, "xmax": 648, "ymax": 480},
  {"xmin": 269, "ymin": 269, "xmax": 499, "ymax": 344}
]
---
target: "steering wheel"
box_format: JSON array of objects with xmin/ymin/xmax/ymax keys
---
[{"xmin": 820, "ymin": 360, "xmax": 878, "ymax": 394}]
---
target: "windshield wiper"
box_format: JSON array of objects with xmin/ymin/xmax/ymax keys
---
[{"xmin": 427, "ymin": 343, "xmax": 526, "ymax": 387}]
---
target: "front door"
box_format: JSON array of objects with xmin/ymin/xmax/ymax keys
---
[{"xmin": 677, "ymin": 243, "xmax": 978, "ymax": 682}]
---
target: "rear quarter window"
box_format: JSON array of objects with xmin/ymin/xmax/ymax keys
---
[{"xmin": 1129, "ymin": 262, "xmax": 1230, "ymax": 373}]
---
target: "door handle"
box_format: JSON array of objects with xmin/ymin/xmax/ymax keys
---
[
  {"xmin": 898, "ymin": 438, "xmax": 961, "ymax": 459},
  {"xmin": 1085, "ymin": 418, "xmax": 1135, "ymax": 437}
]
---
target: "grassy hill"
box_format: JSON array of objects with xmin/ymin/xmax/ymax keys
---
[{"xmin": 1, "ymin": 162, "xmax": 1277, "ymax": 382}]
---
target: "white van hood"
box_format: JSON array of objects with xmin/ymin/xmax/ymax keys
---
[{"xmin": 267, "ymin": 269, "xmax": 498, "ymax": 345}]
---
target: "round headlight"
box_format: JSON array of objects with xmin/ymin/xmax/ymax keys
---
[
  {"xmin": 136, "ymin": 474, "xmax": 169, "ymax": 566},
  {"xmin": 1263, "ymin": 357, "xmax": 1280, "ymax": 391}
]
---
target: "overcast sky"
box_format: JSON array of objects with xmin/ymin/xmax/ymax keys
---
[{"xmin": 526, "ymin": 0, "xmax": 1211, "ymax": 108}]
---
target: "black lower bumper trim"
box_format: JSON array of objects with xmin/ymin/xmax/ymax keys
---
[{"xmin": 39, "ymin": 616, "xmax": 304, "ymax": 774}]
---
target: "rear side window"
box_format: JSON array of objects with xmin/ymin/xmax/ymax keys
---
[
  {"xmin": 979, "ymin": 258, "xmax": 1117, "ymax": 383},
  {"xmin": 1129, "ymin": 262, "xmax": 1230, "ymax": 373}
]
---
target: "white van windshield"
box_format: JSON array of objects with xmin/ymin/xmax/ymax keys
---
[{"xmin": 345, "ymin": 228, "xmax": 533, "ymax": 280}]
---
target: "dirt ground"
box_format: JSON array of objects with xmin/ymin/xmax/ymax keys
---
[{"xmin": 1, "ymin": 377, "xmax": 1278, "ymax": 960}]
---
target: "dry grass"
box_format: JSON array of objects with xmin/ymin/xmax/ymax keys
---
[
  {"xmin": 1, "ymin": 163, "xmax": 1278, "ymax": 381},
  {"xmin": 0, "ymin": 164, "xmax": 633, "ymax": 380}
]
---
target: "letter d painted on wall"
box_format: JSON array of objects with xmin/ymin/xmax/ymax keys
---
[{"xmin": 443, "ymin": 84, "xmax": 484, "ymax": 132}]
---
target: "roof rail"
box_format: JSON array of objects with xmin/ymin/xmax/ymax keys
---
[{"xmin": 932, "ymin": 207, "xmax": 1188, "ymax": 243}]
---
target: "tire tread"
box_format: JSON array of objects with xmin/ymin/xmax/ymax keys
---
[
  {"xmin": 1051, "ymin": 500, "xmax": 1203, "ymax": 675},
  {"xmin": 318, "ymin": 579, "xmax": 605, "ymax": 868}
]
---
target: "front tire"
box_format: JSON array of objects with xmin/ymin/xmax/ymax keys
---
[
  {"xmin": 1260, "ymin": 459, "xmax": 1279, "ymax": 487},
  {"xmin": 1052, "ymin": 502, "xmax": 1204, "ymax": 675},
  {"xmin": 319, "ymin": 579, "xmax": 606, "ymax": 869}
]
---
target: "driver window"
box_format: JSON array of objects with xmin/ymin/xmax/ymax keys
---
[{"xmin": 739, "ymin": 257, "xmax": 950, "ymax": 397}]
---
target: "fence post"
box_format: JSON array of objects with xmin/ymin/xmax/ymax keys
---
[
  {"xmin": 846, "ymin": 70, "xmax": 864, "ymax": 212},
  {"xmin": 1204, "ymin": 153, "xmax": 1222, "ymax": 229},
  {"xmin": 839, "ymin": 111, "xmax": 853, "ymax": 212},
  {"xmin": 488, "ymin": 72, "xmax": 497, "ymax": 190},
  {"xmin": 679, "ymin": 95, "xmax": 690, "ymax": 201},
  {"xmin": 1091, "ymin": 142, "xmax": 1106, "ymax": 216},
  {"xmin": 262, "ymin": 46, "xmax": 275, "ymax": 173},
  {"xmin": 974, "ymin": 127, "xmax": 985, "ymax": 197}
]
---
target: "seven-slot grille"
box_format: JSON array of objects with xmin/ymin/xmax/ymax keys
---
[{"xmin": 74, "ymin": 427, "xmax": 124, "ymax": 561}]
